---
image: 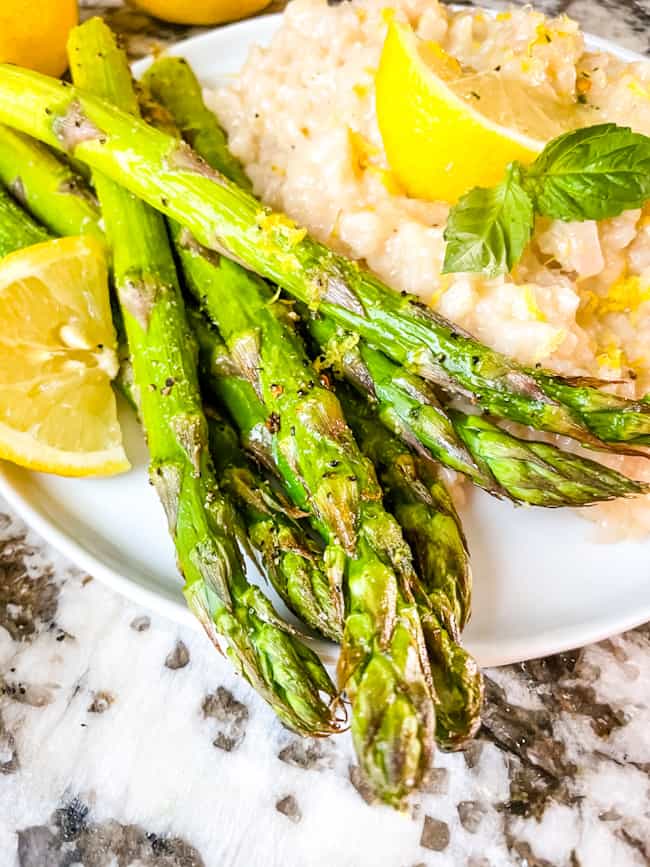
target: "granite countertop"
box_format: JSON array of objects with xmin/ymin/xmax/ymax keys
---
[{"xmin": 2, "ymin": 2, "xmax": 650, "ymax": 866}]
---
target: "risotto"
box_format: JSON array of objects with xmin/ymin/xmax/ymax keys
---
[{"xmin": 209, "ymin": 0, "xmax": 650, "ymax": 537}]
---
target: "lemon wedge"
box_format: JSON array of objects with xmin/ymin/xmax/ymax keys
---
[
  {"xmin": 131, "ymin": 0, "xmax": 270, "ymax": 26},
  {"xmin": 0, "ymin": 0, "xmax": 78, "ymax": 77},
  {"xmin": 0, "ymin": 235, "xmax": 129, "ymax": 477},
  {"xmin": 375, "ymin": 18, "xmax": 581, "ymax": 203}
]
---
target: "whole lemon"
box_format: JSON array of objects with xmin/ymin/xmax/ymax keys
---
[
  {"xmin": 0, "ymin": 0, "xmax": 78, "ymax": 77},
  {"xmin": 131, "ymin": 0, "xmax": 271, "ymax": 26}
]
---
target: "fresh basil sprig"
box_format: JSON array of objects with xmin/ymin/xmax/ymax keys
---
[
  {"xmin": 443, "ymin": 123, "xmax": 650, "ymax": 277},
  {"xmin": 442, "ymin": 164, "xmax": 534, "ymax": 276}
]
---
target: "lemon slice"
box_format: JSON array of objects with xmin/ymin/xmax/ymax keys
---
[
  {"xmin": 375, "ymin": 19, "xmax": 582, "ymax": 203},
  {"xmin": 0, "ymin": 235, "xmax": 129, "ymax": 477}
]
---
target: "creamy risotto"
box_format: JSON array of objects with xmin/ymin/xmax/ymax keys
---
[{"xmin": 209, "ymin": 0, "xmax": 650, "ymax": 537}]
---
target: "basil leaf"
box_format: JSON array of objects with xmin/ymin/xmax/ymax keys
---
[
  {"xmin": 523, "ymin": 123, "xmax": 650, "ymax": 221},
  {"xmin": 442, "ymin": 164, "xmax": 534, "ymax": 277}
]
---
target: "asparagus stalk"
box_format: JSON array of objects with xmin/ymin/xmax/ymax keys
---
[
  {"xmin": 205, "ymin": 406, "xmax": 344, "ymax": 642},
  {"xmin": 4, "ymin": 132, "xmax": 640, "ymax": 509},
  {"xmin": 147, "ymin": 65, "xmax": 484, "ymax": 782},
  {"xmin": 191, "ymin": 300, "xmax": 482, "ymax": 754},
  {"xmin": 335, "ymin": 391, "xmax": 471, "ymax": 637},
  {"xmin": 66, "ymin": 18, "xmax": 341, "ymax": 737},
  {"xmin": 141, "ymin": 56, "xmax": 252, "ymax": 191},
  {"xmin": 311, "ymin": 316, "xmax": 647, "ymax": 507},
  {"xmin": 175, "ymin": 185, "xmax": 437, "ymax": 808},
  {"xmin": 449, "ymin": 412, "xmax": 646, "ymax": 507},
  {"xmin": 142, "ymin": 55, "xmax": 636, "ymax": 513},
  {"xmin": 135, "ymin": 78, "xmax": 344, "ymax": 640},
  {"xmin": 0, "ymin": 139, "xmax": 342, "ymax": 645},
  {"xmin": 3, "ymin": 78, "xmax": 640, "ymax": 510},
  {"xmin": 336, "ymin": 387, "xmax": 482, "ymax": 747},
  {"xmin": 0, "ymin": 63, "xmax": 648, "ymax": 447},
  {"xmin": 0, "ymin": 124, "xmax": 102, "ymax": 240},
  {"xmin": 0, "ymin": 185, "xmax": 50, "ymax": 255},
  {"xmin": 147, "ymin": 60, "xmax": 487, "ymax": 754},
  {"xmin": 118, "ymin": 338, "xmax": 343, "ymax": 644},
  {"xmin": 309, "ymin": 315, "xmax": 492, "ymax": 489}
]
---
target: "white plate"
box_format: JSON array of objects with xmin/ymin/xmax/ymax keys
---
[{"xmin": 1, "ymin": 14, "xmax": 649, "ymax": 668}]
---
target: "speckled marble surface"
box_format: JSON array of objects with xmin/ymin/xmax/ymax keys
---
[{"xmin": 2, "ymin": 2, "xmax": 650, "ymax": 866}]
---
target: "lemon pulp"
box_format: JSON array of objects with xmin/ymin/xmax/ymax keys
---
[{"xmin": 0, "ymin": 236, "xmax": 129, "ymax": 477}]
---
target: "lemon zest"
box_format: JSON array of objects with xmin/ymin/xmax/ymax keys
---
[
  {"xmin": 256, "ymin": 211, "xmax": 307, "ymax": 248},
  {"xmin": 586, "ymin": 274, "xmax": 650, "ymax": 321},
  {"xmin": 545, "ymin": 328, "xmax": 567, "ymax": 357},
  {"xmin": 596, "ymin": 341, "xmax": 627, "ymax": 371},
  {"xmin": 347, "ymin": 128, "xmax": 405, "ymax": 193},
  {"xmin": 522, "ymin": 284, "xmax": 546, "ymax": 321},
  {"xmin": 347, "ymin": 127, "xmax": 381, "ymax": 175},
  {"xmin": 628, "ymin": 78, "xmax": 650, "ymax": 99},
  {"xmin": 428, "ymin": 275, "xmax": 452, "ymax": 308},
  {"xmin": 528, "ymin": 23, "xmax": 552, "ymax": 56}
]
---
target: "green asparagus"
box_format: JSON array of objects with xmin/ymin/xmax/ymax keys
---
[
  {"xmin": 205, "ymin": 404, "xmax": 344, "ymax": 642},
  {"xmin": 141, "ymin": 56, "xmax": 252, "ymax": 190},
  {"xmin": 309, "ymin": 315, "xmax": 492, "ymax": 489},
  {"xmin": 0, "ymin": 184, "xmax": 50, "ymax": 255},
  {"xmin": 191, "ymin": 302, "xmax": 482, "ymax": 753},
  {"xmin": 0, "ymin": 62, "xmax": 648, "ymax": 446},
  {"xmin": 2, "ymin": 122, "xmax": 640, "ymax": 509},
  {"xmin": 148, "ymin": 61, "xmax": 487, "ymax": 782},
  {"xmin": 137, "ymin": 76, "xmax": 345, "ymax": 640},
  {"xmin": 175, "ymin": 174, "xmax": 438, "ymax": 809},
  {"xmin": 337, "ymin": 388, "xmax": 482, "ymax": 747},
  {"xmin": 0, "ymin": 124, "xmax": 102, "ymax": 240},
  {"xmin": 312, "ymin": 316, "xmax": 647, "ymax": 507},
  {"xmin": 450, "ymin": 411, "xmax": 647, "ymax": 507},
  {"xmin": 118, "ymin": 335, "xmax": 343, "ymax": 644},
  {"xmin": 66, "ymin": 18, "xmax": 341, "ymax": 737}
]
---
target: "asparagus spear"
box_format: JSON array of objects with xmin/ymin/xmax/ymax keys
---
[
  {"xmin": 0, "ymin": 77, "xmax": 338, "ymax": 650},
  {"xmin": 311, "ymin": 316, "xmax": 647, "ymax": 507},
  {"xmin": 0, "ymin": 63, "xmax": 648, "ymax": 447},
  {"xmin": 193, "ymin": 308, "xmax": 472, "ymax": 637},
  {"xmin": 449, "ymin": 412, "xmax": 647, "ymax": 507},
  {"xmin": 0, "ymin": 124, "xmax": 102, "ymax": 240},
  {"xmin": 135, "ymin": 77, "xmax": 345, "ymax": 641},
  {"xmin": 191, "ymin": 302, "xmax": 481, "ymax": 753},
  {"xmin": 335, "ymin": 391, "xmax": 471, "ymax": 637},
  {"xmin": 0, "ymin": 134, "xmax": 342, "ymax": 644},
  {"xmin": 138, "ymin": 64, "xmax": 639, "ymax": 511},
  {"xmin": 206, "ymin": 406, "xmax": 344, "ymax": 642},
  {"xmin": 118, "ymin": 337, "xmax": 343, "ymax": 643},
  {"xmin": 175, "ymin": 187, "xmax": 438, "ymax": 808},
  {"xmin": 66, "ymin": 18, "xmax": 341, "ymax": 737},
  {"xmin": 336, "ymin": 387, "xmax": 482, "ymax": 747},
  {"xmin": 309, "ymin": 315, "xmax": 492, "ymax": 489},
  {"xmin": 0, "ymin": 184, "xmax": 50, "ymax": 255},
  {"xmin": 3, "ymin": 102, "xmax": 640, "ymax": 511},
  {"xmin": 148, "ymin": 65, "xmax": 485, "ymax": 775},
  {"xmin": 141, "ymin": 56, "xmax": 252, "ymax": 191}
]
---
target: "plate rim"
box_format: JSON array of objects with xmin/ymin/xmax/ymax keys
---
[{"xmin": 1, "ymin": 10, "xmax": 649, "ymax": 667}]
